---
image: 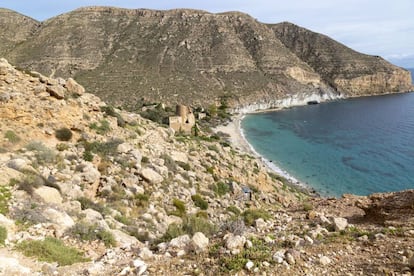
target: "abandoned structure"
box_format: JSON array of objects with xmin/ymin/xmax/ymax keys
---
[{"xmin": 169, "ymin": 104, "xmax": 196, "ymax": 134}]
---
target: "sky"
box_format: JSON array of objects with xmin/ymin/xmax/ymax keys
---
[{"xmin": 1, "ymin": 0, "xmax": 413, "ymax": 68}]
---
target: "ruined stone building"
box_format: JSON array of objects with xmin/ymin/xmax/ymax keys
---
[{"xmin": 169, "ymin": 104, "xmax": 195, "ymax": 134}]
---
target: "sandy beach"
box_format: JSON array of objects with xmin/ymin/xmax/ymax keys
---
[{"xmin": 214, "ymin": 114, "xmax": 314, "ymax": 194}]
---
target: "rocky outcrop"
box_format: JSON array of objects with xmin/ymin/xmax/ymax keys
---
[
  {"xmin": 271, "ymin": 22, "xmax": 413, "ymax": 96},
  {"xmin": 0, "ymin": 7, "xmax": 411, "ymax": 111},
  {"xmin": 357, "ymin": 190, "xmax": 414, "ymax": 227}
]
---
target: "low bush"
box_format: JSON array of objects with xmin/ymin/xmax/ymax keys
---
[
  {"xmin": 242, "ymin": 208, "xmax": 272, "ymax": 226},
  {"xmin": 226, "ymin": 205, "xmax": 241, "ymax": 216},
  {"xmin": 213, "ymin": 182, "xmax": 230, "ymax": 196},
  {"xmin": 16, "ymin": 237, "xmax": 88, "ymax": 266},
  {"xmin": 55, "ymin": 127, "xmax": 73, "ymax": 141},
  {"xmin": 0, "ymin": 226, "xmax": 7, "ymax": 246},
  {"xmin": 191, "ymin": 194, "xmax": 208, "ymax": 210},
  {"xmin": 0, "ymin": 185, "xmax": 12, "ymax": 215},
  {"xmin": 26, "ymin": 141, "xmax": 56, "ymax": 165},
  {"xmin": 4, "ymin": 130, "xmax": 21, "ymax": 144},
  {"xmin": 67, "ymin": 222, "xmax": 116, "ymax": 247},
  {"xmin": 76, "ymin": 197, "xmax": 106, "ymax": 214},
  {"xmin": 171, "ymin": 198, "xmax": 186, "ymax": 217},
  {"xmin": 89, "ymin": 119, "xmax": 111, "ymax": 135}
]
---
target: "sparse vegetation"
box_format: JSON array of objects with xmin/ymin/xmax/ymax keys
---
[
  {"xmin": 16, "ymin": 237, "xmax": 89, "ymax": 266},
  {"xmin": 67, "ymin": 222, "xmax": 116, "ymax": 247},
  {"xmin": 171, "ymin": 198, "xmax": 186, "ymax": 217},
  {"xmin": 77, "ymin": 197, "xmax": 107, "ymax": 214},
  {"xmin": 226, "ymin": 205, "xmax": 241, "ymax": 216},
  {"xmin": 218, "ymin": 238, "xmax": 273, "ymax": 272},
  {"xmin": 26, "ymin": 141, "xmax": 56, "ymax": 165},
  {"xmin": 0, "ymin": 184, "xmax": 12, "ymax": 215},
  {"xmin": 242, "ymin": 208, "xmax": 272, "ymax": 226},
  {"xmin": 4, "ymin": 130, "xmax": 21, "ymax": 144},
  {"xmin": 89, "ymin": 119, "xmax": 111, "ymax": 134},
  {"xmin": 213, "ymin": 181, "xmax": 230, "ymax": 196},
  {"xmin": 0, "ymin": 226, "xmax": 7, "ymax": 246},
  {"xmin": 191, "ymin": 194, "xmax": 209, "ymax": 210},
  {"xmin": 55, "ymin": 127, "xmax": 73, "ymax": 141}
]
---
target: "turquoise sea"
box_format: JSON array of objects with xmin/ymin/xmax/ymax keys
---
[{"xmin": 242, "ymin": 88, "xmax": 414, "ymax": 197}]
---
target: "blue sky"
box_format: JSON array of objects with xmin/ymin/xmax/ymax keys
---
[{"xmin": 1, "ymin": 0, "xmax": 413, "ymax": 67}]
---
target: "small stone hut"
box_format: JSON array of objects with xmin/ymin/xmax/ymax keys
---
[{"xmin": 169, "ymin": 104, "xmax": 195, "ymax": 134}]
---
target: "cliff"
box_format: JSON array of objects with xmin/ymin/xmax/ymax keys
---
[{"xmin": 0, "ymin": 7, "xmax": 412, "ymax": 110}]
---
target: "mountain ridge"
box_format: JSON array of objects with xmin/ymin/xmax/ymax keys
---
[{"xmin": 0, "ymin": 6, "xmax": 412, "ymax": 110}]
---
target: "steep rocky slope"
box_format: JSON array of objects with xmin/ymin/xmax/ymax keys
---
[
  {"xmin": 1, "ymin": 7, "xmax": 412, "ymax": 110},
  {"xmin": 0, "ymin": 59, "xmax": 413, "ymax": 275},
  {"xmin": 271, "ymin": 22, "xmax": 413, "ymax": 96},
  {"xmin": 0, "ymin": 9, "xmax": 40, "ymax": 56}
]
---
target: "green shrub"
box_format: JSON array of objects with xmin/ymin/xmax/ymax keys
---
[
  {"xmin": 56, "ymin": 143, "xmax": 69, "ymax": 151},
  {"xmin": 55, "ymin": 127, "xmax": 73, "ymax": 141},
  {"xmin": 226, "ymin": 205, "xmax": 241, "ymax": 216},
  {"xmin": 83, "ymin": 150, "xmax": 93, "ymax": 161},
  {"xmin": 242, "ymin": 209, "xmax": 272, "ymax": 226},
  {"xmin": 207, "ymin": 145, "xmax": 220, "ymax": 153},
  {"xmin": 161, "ymin": 223, "xmax": 185, "ymax": 242},
  {"xmin": 76, "ymin": 197, "xmax": 106, "ymax": 214},
  {"xmin": 302, "ymin": 201, "xmax": 313, "ymax": 211},
  {"xmin": 0, "ymin": 185, "xmax": 12, "ymax": 215},
  {"xmin": 83, "ymin": 139, "xmax": 123, "ymax": 158},
  {"xmin": 141, "ymin": 156, "xmax": 149, "ymax": 163},
  {"xmin": 160, "ymin": 215, "xmax": 217, "ymax": 242},
  {"xmin": 26, "ymin": 141, "xmax": 56, "ymax": 165},
  {"xmin": 213, "ymin": 182, "xmax": 230, "ymax": 196},
  {"xmin": 176, "ymin": 161, "xmax": 191, "ymax": 171},
  {"xmin": 4, "ymin": 130, "xmax": 21, "ymax": 144},
  {"xmin": 191, "ymin": 194, "xmax": 208, "ymax": 210},
  {"xmin": 219, "ymin": 238, "xmax": 272, "ymax": 272},
  {"xmin": 182, "ymin": 215, "xmax": 216, "ymax": 237},
  {"xmin": 133, "ymin": 193, "xmax": 149, "ymax": 208},
  {"xmin": 0, "ymin": 226, "xmax": 7, "ymax": 246},
  {"xmin": 100, "ymin": 106, "xmax": 126, "ymax": 127},
  {"xmin": 171, "ymin": 198, "xmax": 186, "ymax": 217},
  {"xmin": 67, "ymin": 222, "xmax": 116, "ymax": 247},
  {"xmin": 89, "ymin": 119, "xmax": 111, "ymax": 135},
  {"xmin": 16, "ymin": 237, "xmax": 88, "ymax": 266},
  {"xmin": 16, "ymin": 173, "xmax": 44, "ymax": 195}
]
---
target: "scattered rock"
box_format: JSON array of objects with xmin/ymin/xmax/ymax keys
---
[
  {"xmin": 46, "ymin": 85, "xmax": 65, "ymax": 99},
  {"xmin": 141, "ymin": 167, "xmax": 163, "ymax": 184},
  {"xmin": 0, "ymin": 257, "xmax": 31, "ymax": 275},
  {"xmin": 191, "ymin": 232, "xmax": 209, "ymax": 254},
  {"xmin": 319, "ymin": 256, "xmax": 332, "ymax": 265},
  {"xmin": 65, "ymin": 78, "xmax": 85, "ymax": 96},
  {"xmin": 33, "ymin": 186, "xmax": 62, "ymax": 204},
  {"xmin": 332, "ymin": 217, "xmax": 348, "ymax": 231},
  {"xmin": 224, "ymin": 234, "xmax": 246, "ymax": 252},
  {"xmin": 245, "ymin": 260, "xmax": 254, "ymax": 270}
]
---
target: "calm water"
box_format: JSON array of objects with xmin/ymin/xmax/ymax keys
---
[{"xmin": 242, "ymin": 92, "xmax": 414, "ymax": 197}]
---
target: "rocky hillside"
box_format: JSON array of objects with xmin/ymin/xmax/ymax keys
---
[
  {"xmin": 0, "ymin": 59, "xmax": 413, "ymax": 275},
  {"xmin": 0, "ymin": 7, "xmax": 412, "ymax": 110}
]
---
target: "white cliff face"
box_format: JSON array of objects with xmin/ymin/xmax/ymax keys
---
[{"xmin": 232, "ymin": 90, "xmax": 344, "ymax": 114}]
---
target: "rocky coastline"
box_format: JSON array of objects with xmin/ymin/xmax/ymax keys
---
[{"xmin": 0, "ymin": 58, "xmax": 414, "ymax": 275}]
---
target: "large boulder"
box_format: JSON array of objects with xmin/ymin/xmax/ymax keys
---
[
  {"xmin": 46, "ymin": 85, "xmax": 65, "ymax": 99},
  {"xmin": 191, "ymin": 232, "xmax": 209, "ymax": 254},
  {"xmin": 141, "ymin": 168, "xmax": 163, "ymax": 184},
  {"xmin": 65, "ymin": 78, "xmax": 85, "ymax": 96},
  {"xmin": 33, "ymin": 186, "xmax": 62, "ymax": 204}
]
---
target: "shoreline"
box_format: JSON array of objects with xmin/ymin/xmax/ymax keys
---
[{"xmin": 213, "ymin": 113, "xmax": 317, "ymax": 196}]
